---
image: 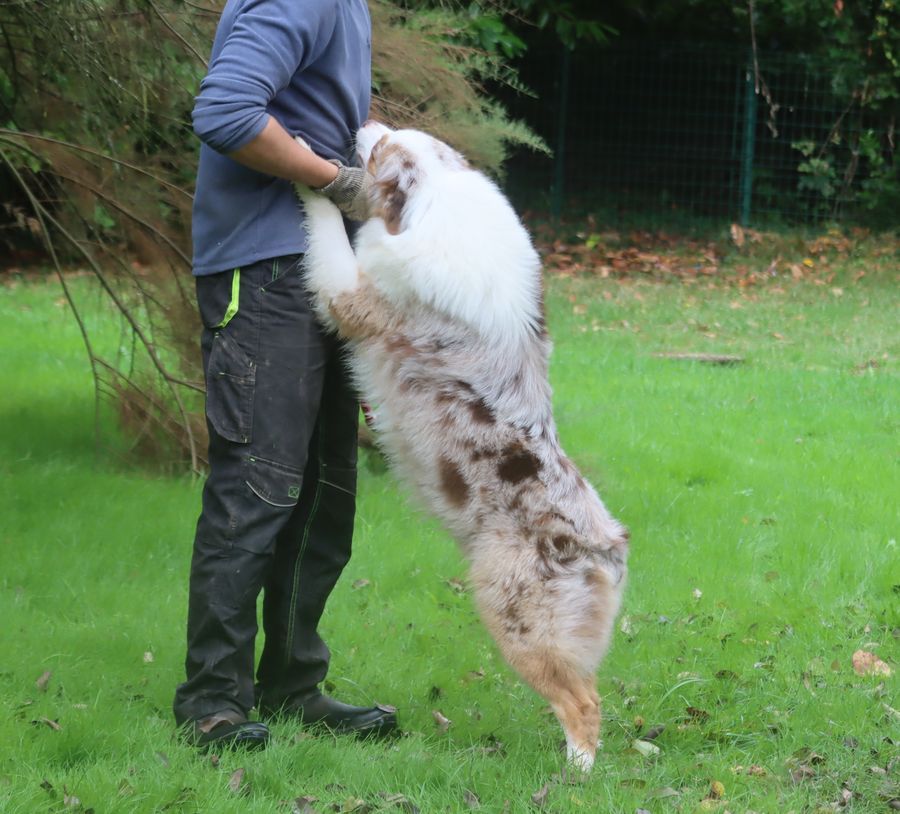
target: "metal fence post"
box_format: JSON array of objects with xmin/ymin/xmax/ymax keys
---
[
  {"xmin": 552, "ymin": 45, "xmax": 571, "ymax": 221},
  {"xmin": 739, "ymin": 57, "xmax": 757, "ymax": 226}
]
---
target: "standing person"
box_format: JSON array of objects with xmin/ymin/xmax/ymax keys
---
[{"xmin": 173, "ymin": 0, "xmax": 397, "ymax": 750}]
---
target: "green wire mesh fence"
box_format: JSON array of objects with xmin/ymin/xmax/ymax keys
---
[{"xmin": 505, "ymin": 42, "xmax": 895, "ymax": 228}]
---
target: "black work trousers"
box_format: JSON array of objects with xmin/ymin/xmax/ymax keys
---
[{"xmin": 173, "ymin": 255, "xmax": 359, "ymax": 726}]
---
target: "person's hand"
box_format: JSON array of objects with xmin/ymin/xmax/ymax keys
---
[
  {"xmin": 315, "ymin": 162, "xmax": 372, "ymax": 221},
  {"xmin": 294, "ymin": 136, "xmax": 371, "ymax": 221}
]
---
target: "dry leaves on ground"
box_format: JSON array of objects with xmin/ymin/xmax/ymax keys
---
[{"xmin": 852, "ymin": 650, "xmax": 893, "ymax": 676}]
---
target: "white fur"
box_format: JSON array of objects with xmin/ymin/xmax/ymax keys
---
[{"xmin": 294, "ymin": 125, "xmax": 627, "ymax": 772}]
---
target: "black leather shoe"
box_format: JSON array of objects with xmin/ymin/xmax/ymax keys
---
[
  {"xmin": 261, "ymin": 692, "xmax": 398, "ymax": 738},
  {"xmin": 184, "ymin": 712, "xmax": 270, "ymax": 751}
]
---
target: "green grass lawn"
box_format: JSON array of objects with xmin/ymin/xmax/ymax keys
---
[{"xmin": 0, "ymin": 242, "xmax": 897, "ymax": 813}]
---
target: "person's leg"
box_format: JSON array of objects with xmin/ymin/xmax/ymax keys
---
[
  {"xmin": 253, "ymin": 299, "xmax": 398, "ymax": 736},
  {"xmin": 173, "ymin": 256, "xmax": 327, "ymax": 740}
]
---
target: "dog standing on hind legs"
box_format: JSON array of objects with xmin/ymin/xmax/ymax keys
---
[{"xmin": 295, "ymin": 122, "xmax": 628, "ymax": 771}]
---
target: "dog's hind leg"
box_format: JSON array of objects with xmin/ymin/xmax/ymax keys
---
[
  {"xmin": 470, "ymin": 550, "xmax": 606, "ymax": 771},
  {"xmin": 504, "ymin": 650, "xmax": 601, "ymax": 772}
]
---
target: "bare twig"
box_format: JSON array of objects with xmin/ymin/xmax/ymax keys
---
[
  {"xmin": 0, "ymin": 131, "xmax": 193, "ymax": 200},
  {"xmin": 145, "ymin": 0, "xmax": 208, "ymax": 67}
]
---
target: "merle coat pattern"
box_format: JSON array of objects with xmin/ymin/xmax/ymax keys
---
[{"xmin": 295, "ymin": 123, "xmax": 628, "ymax": 770}]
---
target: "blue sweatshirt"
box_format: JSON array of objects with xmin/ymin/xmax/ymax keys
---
[{"xmin": 191, "ymin": 0, "xmax": 371, "ymax": 275}]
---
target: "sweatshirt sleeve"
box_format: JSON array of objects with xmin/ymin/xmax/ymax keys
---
[{"xmin": 192, "ymin": 0, "xmax": 338, "ymax": 153}]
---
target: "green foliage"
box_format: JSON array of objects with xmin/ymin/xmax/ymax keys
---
[
  {"xmin": 751, "ymin": 0, "xmax": 899, "ymax": 217},
  {"xmin": 513, "ymin": 0, "xmax": 616, "ymax": 47},
  {"xmin": 370, "ymin": 0, "xmax": 547, "ymax": 172},
  {"xmin": 0, "ymin": 0, "xmax": 547, "ymax": 467}
]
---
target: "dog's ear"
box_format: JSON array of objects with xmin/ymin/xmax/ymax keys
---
[
  {"xmin": 377, "ymin": 175, "xmax": 408, "ymax": 236},
  {"xmin": 366, "ymin": 133, "xmax": 390, "ymax": 175},
  {"xmin": 368, "ymin": 136, "xmax": 418, "ymax": 236}
]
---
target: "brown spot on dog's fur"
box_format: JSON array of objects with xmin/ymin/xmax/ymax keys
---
[
  {"xmin": 497, "ymin": 442, "xmax": 541, "ymax": 484},
  {"xmin": 468, "ymin": 397, "xmax": 495, "ymax": 425},
  {"xmin": 535, "ymin": 537, "xmax": 552, "ymax": 571},
  {"xmin": 507, "ymin": 489, "xmax": 524, "ymax": 511},
  {"xmin": 583, "ymin": 569, "xmax": 604, "ymax": 588},
  {"xmin": 377, "ymin": 178, "xmax": 407, "ymax": 235},
  {"xmin": 552, "ymin": 534, "xmax": 575, "ymax": 552},
  {"xmin": 534, "ymin": 282, "xmax": 548, "ymax": 337},
  {"xmin": 439, "ymin": 456, "xmax": 469, "ymax": 507},
  {"xmin": 385, "ymin": 333, "xmax": 416, "ymax": 357}
]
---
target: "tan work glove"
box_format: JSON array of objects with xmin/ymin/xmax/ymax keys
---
[{"xmin": 316, "ymin": 161, "xmax": 371, "ymax": 222}]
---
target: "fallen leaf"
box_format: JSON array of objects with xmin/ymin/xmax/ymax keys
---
[
  {"xmin": 834, "ymin": 787, "xmax": 853, "ymax": 808},
  {"xmin": 292, "ymin": 796, "xmax": 321, "ymax": 814},
  {"xmin": 620, "ymin": 778, "xmax": 647, "ymax": 788},
  {"xmin": 351, "ymin": 579, "xmax": 370, "ymax": 590},
  {"xmin": 706, "ymin": 780, "xmax": 725, "ymax": 800},
  {"xmin": 463, "ymin": 789, "xmax": 480, "ymax": 809},
  {"xmin": 631, "ymin": 739, "xmax": 661, "ymax": 757},
  {"xmin": 340, "ymin": 798, "xmax": 373, "ymax": 813},
  {"xmin": 444, "ymin": 577, "xmax": 467, "ymax": 595},
  {"xmin": 716, "ymin": 669, "xmax": 739, "ymax": 680},
  {"xmin": 646, "ymin": 786, "xmax": 680, "ymax": 799},
  {"xmin": 35, "ymin": 671, "xmax": 52, "ymax": 692},
  {"xmin": 643, "ymin": 724, "xmax": 665, "ymax": 741},
  {"xmin": 432, "ymin": 710, "xmax": 451, "ymax": 732},
  {"xmin": 883, "ymin": 702, "xmax": 900, "ymax": 721},
  {"xmin": 852, "ymin": 650, "xmax": 892, "ymax": 676},
  {"xmin": 228, "ymin": 768, "xmax": 247, "ymax": 795},
  {"xmin": 790, "ymin": 765, "xmax": 816, "ymax": 784},
  {"xmin": 685, "ymin": 706, "xmax": 710, "ymax": 722},
  {"xmin": 730, "ymin": 223, "xmax": 745, "ymax": 248},
  {"xmin": 379, "ymin": 792, "xmax": 420, "ymax": 813},
  {"xmin": 530, "ymin": 782, "xmax": 552, "ymax": 808},
  {"xmin": 33, "ymin": 717, "xmax": 61, "ymax": 731}
]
